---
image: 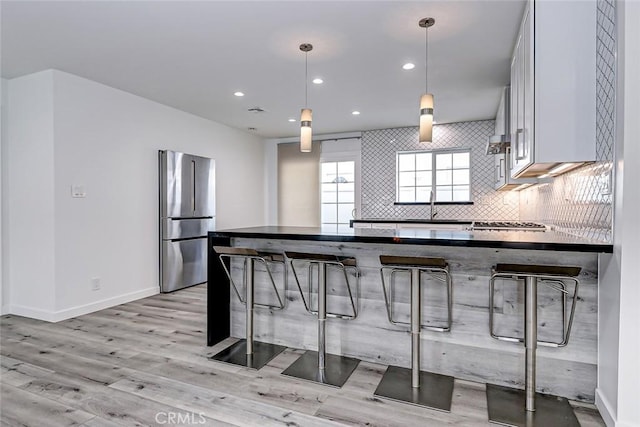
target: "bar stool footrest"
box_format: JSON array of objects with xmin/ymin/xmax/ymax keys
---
[
  {"xmin": 210, "ymin": 339, "xmax": 286, "ymax": 370},
  {"xmin": 281, "ymin": 350, "xmax": 360, "ymax": 388},
  {"xmin": 486, "ymin": 384, "xmax": 580, "ymax": 427},
  {"xmin": 374, "ymin": 365, "xmax": 453, "ymax": 412}
]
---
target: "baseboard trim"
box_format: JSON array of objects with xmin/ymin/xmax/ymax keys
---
[
  {"xmin": 596, "ymin": 388, "xmax": 617, "ymax": 427},
  {"xmin": 1, "ymin": 304, "xmax": 10, "ymax": 316},
  {"xmin": 9, "ymin": 287, "xmax": 159, "ymax": 322},
  {"xmin": 9, "ymin": 304, "xmax": 58, "ymax": 322}
]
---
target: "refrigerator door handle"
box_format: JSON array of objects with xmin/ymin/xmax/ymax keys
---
[
  {"xmin": 165, "ymin": 235, "xmax": 206, "ymax": 243},
  {"xmin": 191, "ymin": 159, "xmax": 196, "ymax": 214}
]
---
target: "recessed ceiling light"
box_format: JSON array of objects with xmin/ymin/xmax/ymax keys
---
[
  {"xmin": 402, "ymin": 63, "xmax": 415, "ymax": 70},
  {"xmin": 288, "ymin": 118, "xmax": 296, "ymax": 122},
  {"xmin": 234, "ymin": 91, "xmax": 244, "ymax": 97},
  {"xmin": 312, "ymin": 78, "xmax": 323, "ymax": 84},
  {"xmin": 352, "ymin": 111, "xmax": 361, "ymax": 115}
]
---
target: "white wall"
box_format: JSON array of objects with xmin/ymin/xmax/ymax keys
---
[
  {"xmin": 596, "ymin": 1, "xmax": 640, "ymax": 426},
  {"xmin": 615, "ymin": 2, "xmax": 640, "ymax": 426},
  {"xmin": 4, "ymin": 71, "xmax": 57, "ymax": 318},
  {"xmin": 4, "ymin": 69, "xmax": 266, "ymax": 321},
  {"xmin": 0, "ymin": 77, "xmax": 7, "ymax": 315},
  {"xmin": 264, "ymin": 138, "xmax": 279, "ymax": 225}
]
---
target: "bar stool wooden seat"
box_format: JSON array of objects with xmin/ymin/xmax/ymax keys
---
[
  {"xmin": 374, "ymin": 255, "xmax": 454, "ymax": 412},
  {"xmin": 281, "ymin": 251, "xmax": 361, "ymax": 388},
  {"xmin": 486, "ymin": 263, "xmax": 581, "ymax": 427},
  {"xmin": 210, "ymin": 246, "xmax": 287, "ymax": 370}
]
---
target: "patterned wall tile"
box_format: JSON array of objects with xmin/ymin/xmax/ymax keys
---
[
  {"xmin": 519, "ymin": 0, "xmax": 615, "ymax": 243},
  {"xmin": 361, "ymin": 121, "xmax": 520, "ymax": 220}
]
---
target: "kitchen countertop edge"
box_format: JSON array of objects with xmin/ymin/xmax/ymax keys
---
[{"xmin": 209, "ymin": 226, "xmax": 613, "ymax": 253}]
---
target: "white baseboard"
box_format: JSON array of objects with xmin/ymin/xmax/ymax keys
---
[
  {"xmin": 596, "ymin": 388, "xmax": 617, "ymax": 427},
  {"xmin": 9, "ymin": 287, "xmax": 159, "ymax": 322},
  {"xmin": 9, "ymin": 304, "xmax": 58, "ymax": 322},
  {"xmin": 1, "ymin": 304, "xmax": 9, "ymax": 316}
]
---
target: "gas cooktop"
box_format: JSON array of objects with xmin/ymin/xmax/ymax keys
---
[{"xmin": 471, "ymin": 221, "xmax": 547, "ymax": 231}]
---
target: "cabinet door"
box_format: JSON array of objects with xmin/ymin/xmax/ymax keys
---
[
  {"xmin": 509, "ymin": 35, "xmax": 521, "ymax": 177},
  {"xmin": 511, "ymin": 6, "xmax": 533, "ymax": 177},
  {"xmin": 522, "ymin": 7, "xmax": 534, "ymax": 167},
  {"xmin": 494, "ymin": 153, "xmax": 506, "ymax": 190},
  {"xmin": 510, "ymin": 38, "xmax": 519, "ymax": 146}
]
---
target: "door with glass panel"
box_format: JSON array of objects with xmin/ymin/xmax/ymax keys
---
[{"xmin": 321, "ymin": 161, "xmax": 356, "ymax": 232}]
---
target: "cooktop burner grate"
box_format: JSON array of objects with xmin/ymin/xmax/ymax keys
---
[{"xmin": 472, "ymin": 221, "xmax": 547, "ymax": 231}]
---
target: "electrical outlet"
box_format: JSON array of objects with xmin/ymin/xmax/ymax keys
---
[
  {"xmin": 601, "ymin": 171, "xmax": 613, "ymax": 195},
  {"xmin": 91, "ymin": 277, "xmax": 101, "ymax": 291}
]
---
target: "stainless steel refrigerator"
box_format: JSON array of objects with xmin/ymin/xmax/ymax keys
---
[{"xmin": 159, "ymin": 150, "xmax": 215, "ymax": 292}]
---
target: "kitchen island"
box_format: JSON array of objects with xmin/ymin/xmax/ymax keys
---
[{"xmin": 207, "ymin": 226, "xmax": 612, "ymax": 402}]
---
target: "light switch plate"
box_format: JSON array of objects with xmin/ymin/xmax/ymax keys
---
[{"xmin": 71, "ymin": 185, "xmax": 86, "ymax": 198}]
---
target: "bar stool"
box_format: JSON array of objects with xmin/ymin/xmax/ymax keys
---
[
  {"xmin": 374, "ymin": 255, "xmax": 454, "ymax": 412},
  {"xmin": 486, "ymin": 263, "xmax": 581, "ymax": 427},
  {"xmin": 281, "ymin": 251, "xmax": 361, "ymax": 387},
  {"xmin": 210, "ymin": 246, "xmax": 287, "ymax": 370}
]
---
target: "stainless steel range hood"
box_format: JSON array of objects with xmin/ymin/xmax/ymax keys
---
[{"xmin": 486, "ymin": 86, "xmax": 511, "ymax": 155}]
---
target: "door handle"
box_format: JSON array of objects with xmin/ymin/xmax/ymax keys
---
[
  {"xmin": 191, "ymin": 160, "xmax": 196, "ymax": 213},
  {"xmin": 515, "ymin": 129, "xmax": 525, "ymax": 160}
]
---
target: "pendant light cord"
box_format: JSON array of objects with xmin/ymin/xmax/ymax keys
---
[
  {"xmin": 425, "ymin": 25, "xmax": 429, "ymax": 93},
  {"xmin": 305, "ymin": 52, "xmax": 308, "ymax": 108}
]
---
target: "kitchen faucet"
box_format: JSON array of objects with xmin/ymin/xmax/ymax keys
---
[{"xmin": 430, "ymin": 190, "xmax": 438, "ymax": 220}]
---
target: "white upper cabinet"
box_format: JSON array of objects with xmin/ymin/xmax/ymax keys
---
[{"xmin": 509, "ymin": 0, "xmax": 596, "ymax": 179}]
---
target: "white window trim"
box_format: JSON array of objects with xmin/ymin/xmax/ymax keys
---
[{"xmin": 396, "ymin": 148, "xmax": 473, "ymax": 203}]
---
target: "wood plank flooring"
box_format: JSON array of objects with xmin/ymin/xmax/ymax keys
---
[{"xmin": 0, "ymin": 285, "xmax": 605, "ymax": 427}]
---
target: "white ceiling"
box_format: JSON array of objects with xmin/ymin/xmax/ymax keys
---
[{"xmin": 1, "ymin": 0, "xmax": 526, "ymax": 138}]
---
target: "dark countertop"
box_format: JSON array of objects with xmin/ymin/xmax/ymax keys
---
[
  {"xmin": 210, "ymin": 226, "xmax": 613, "ymax": 253},
  {"xmin": 351, "ymin": 218, "xmax": 472, "ymax": 224}
]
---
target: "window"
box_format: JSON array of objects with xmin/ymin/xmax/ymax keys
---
[
  {"xmin": 321, "ymin": 161, "xmax": 356, "ymax": 230},
  {"xmin": 396, "ymin": 150, "xmax": 471, "ymax": 203}
]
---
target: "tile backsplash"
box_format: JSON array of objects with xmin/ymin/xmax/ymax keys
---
[
  {"xmin": 519, "ymin": 0, "xmax": 615, "ymax": 243},
  {"xmin": 361, "ymin": 121, "xmax": 520, "ymax": 221}
]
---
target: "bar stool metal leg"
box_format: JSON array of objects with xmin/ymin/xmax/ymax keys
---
[
  {"xmin": 486, "ymin": 264, "xmax": 581, "ymax": 427},
  {"xmin": 411, "ymin": 268, "xmax": 421, "ymax": 389},
  {"xmin": 318, "ymin": 262, "xmax": 327, "ymax": 382},
  {"xmin": 246, "ymin": 258, "xmax": 254, "ymax": 356},
  {"xmin": 211, "ymin": 249, "xmax": 287, "ymax": 370},
  {"xmin": 525, "ymin": 276, "xmax": 537, "ymax": 412},
  {"xmin": 282, "ymin": 257, "xmax": 360, "ymax": 387},
  {"xmin": 374, "ymin": 264, "xmax": 454, "ymax": 412}
]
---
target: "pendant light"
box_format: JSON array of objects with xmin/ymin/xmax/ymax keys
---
[
  {"xmin": 300, "ymin": 43, "xmax": 313, "ymax": 152},
  {"xmin": 419, "ymin": 18, "xmax": 435, "ymax": 143}
]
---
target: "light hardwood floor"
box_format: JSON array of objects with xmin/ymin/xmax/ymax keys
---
[{"xmin": 0, "ymin": 285, "xmax": 605, "ymax": 427}]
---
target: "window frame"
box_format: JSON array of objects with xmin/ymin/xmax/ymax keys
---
[{"xmin": 395, "ymin": 148, "xmax": 473, "ymax": 204}]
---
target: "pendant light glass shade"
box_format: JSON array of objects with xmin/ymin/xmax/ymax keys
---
[
  {"xmin": 300, "ymin": 108, "xmax": 312, "ymax": 152},
  {"xmin": 419, "ymin": 93, "xmax": 434, "ymax": 143}
]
